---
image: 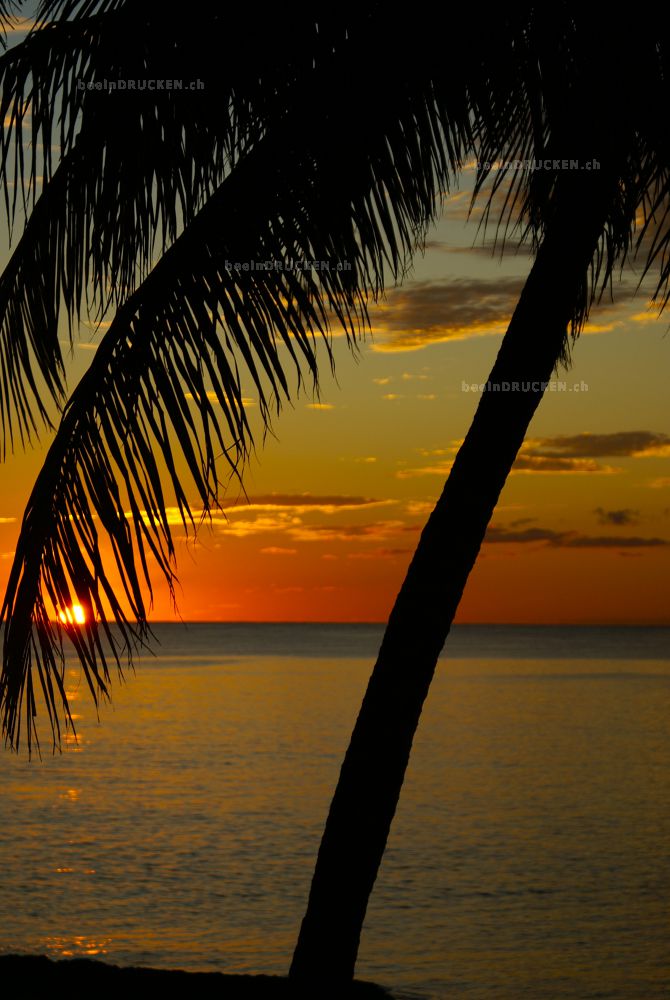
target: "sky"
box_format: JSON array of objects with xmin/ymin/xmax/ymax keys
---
[{"xmin": 1, "ymin": 18, "xmax": 669, "ymax": 624}]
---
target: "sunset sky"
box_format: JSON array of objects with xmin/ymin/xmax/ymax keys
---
[
  {"xmin": 1, "ymin": 174, "xmax": 668, "ymax": 625},
  {"xmin": 1, "ymin": 22, "xmax": 669, "ymax": 626}
]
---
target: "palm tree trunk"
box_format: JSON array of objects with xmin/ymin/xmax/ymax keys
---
[{"xmin": 289, "ymin": 175, "xmax": 613, "ymax": 983}]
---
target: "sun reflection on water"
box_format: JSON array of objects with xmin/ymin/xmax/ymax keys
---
[{"xmin": 45, "ymin": 935, "xmax": 111, "ymax": 958}]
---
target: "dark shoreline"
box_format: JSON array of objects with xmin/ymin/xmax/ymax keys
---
[{"xmin": 0, "ymin": 954, "xmax": 391, "ymax": 998}]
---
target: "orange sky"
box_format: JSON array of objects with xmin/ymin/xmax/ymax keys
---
[{"xmin": 0, "ymin": 159, "xmax": 669, "ymax": 624}]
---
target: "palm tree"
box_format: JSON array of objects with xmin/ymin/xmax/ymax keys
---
[
  {"xmin": 1, "ymin": 0, "xmax": 668, "ymax": 987},
  {"xmin": 290, "ymin": 19, "xmax": 670, "ymax": 983}
]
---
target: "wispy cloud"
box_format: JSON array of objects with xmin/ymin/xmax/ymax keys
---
[
  {"xmin": 306, "ymin": 402, "xmax": 335, "ymax": 410},
  {"xmin": 485, "ymin": 524, "xmax": 667, "ymax": 548},
  {"xmin": 222, "ymin": 493, "xmax": 392, "ymax": 514},
  {"xmin": 289, "ymin": 520, "xmax": 407, "ymax": 543},
  {"xmin": 512, "ymin": 455, "xmax": 618, "ymax": 474},
  {"xmin": 527, "ymin": 431, "xmax": 670, "ymax": 458},
  {"xmin": 184, "ymin": 391, "xmax": 255, "ymax": 408},
  {"xmin": 396, "ymin": 430, "xmax": 669, "ymax": 479},
  {"xmin": 594, "ymin": 507, "xmax": 640, "ymax": 526},
  {"xmin": 346, "ymin": 547, "xmax": 412, "ymax": 560}
]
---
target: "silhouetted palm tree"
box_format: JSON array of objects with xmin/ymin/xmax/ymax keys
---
[{"xmin": 1, "ymin": 0, "xmax": 668, "ymax": 988}]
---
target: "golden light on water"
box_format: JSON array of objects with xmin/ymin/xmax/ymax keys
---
[
  {"xmin": 58, "ymin": 604, "xmax": 86, "ymax": 625},
  {"xmin": 45, "ymin": 935, "xmax": 110, "ymax": 958}
]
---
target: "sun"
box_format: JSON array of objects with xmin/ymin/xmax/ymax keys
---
[{"xmin": 58, "ymin": 604, "xmax": 86, "ymax": 626}]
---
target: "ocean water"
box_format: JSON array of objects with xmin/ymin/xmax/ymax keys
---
[{"xmin": 1, "ymin": 624, "xmax": 669, "ymax": 998}]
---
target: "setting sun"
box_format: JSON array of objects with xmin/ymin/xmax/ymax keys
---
[{"xmin": 58, "ymin": 604, "xmax": 86, "ymax": 626}]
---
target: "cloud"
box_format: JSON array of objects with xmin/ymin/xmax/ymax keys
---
[
  {"xmin": 594, "ymin": 507, "xmax": 640, "ymax": 526},
  {"xmin": 306, "ymin": 402, "xmax": 335, "ymax": 410},
  {"xmin": 346, "ymin": 547, "xmax": 412, "ymax": 560},
  {"xmin": 184, "ymin": 391, "xmax": 255, "ymax": 408},
  {"xmin": 396, "ymin": 430, "xmax": 667, "ymax": 479},
  {"xmin": 405, "ymin": 499, "xmax": 436, "ymax": 516},
  {"xmin": 367, "ymin": 268, "xmax": 649, "ymax": 352},
  {"xmin": 559, "ymin": 535, "xmax": 668, "ymax": 549},
  {"xmin": 396, "ymin": 463, "xmax": 451, "ymax": 480},
  {"xmin": 260, "ymin": 546, "xmax": 297, "ymax": 556},
  {"xmin": 0, "ymin": 517, "xmax": 17, "ymax": 524},
  {"xmin": 222, "ymin": 493, "xmax": 392, "ymax": 514},
  {"xmin": 512, "ymin": 455, "xmax": 618, "ymax": 474},
  {"xmin": 649, "ymin": 478, "xmax": 670, "ymax": 489},
  {"xmin": 370, "ymin": 277, "xmax": 524, "ymax": 352},
  {"xmin": 289, "ymin": 520, "xmax": 407, "ymax": 543},
  {"xmin": 485, "ymin": 526, "xmax": 567, "ymax": 545},
  {"xmin": 382, "ymin": 393, "xmax": 404, "ymax": 400},
  {"xmin": 630, "ymin": 310, "xmax": 662, "ymax": 325},
  {"xmin": 484, "ymin": 523, "xmax": 667, "ymax": 549},
  {"xmin": 527, "ymin": 431, "xmax": 670, "ymax": 459},
  {"xmin": 509, "ymin": 431, "xmax": 670, "ymax": 475},
  {"xmin": 5, "ymin": 17, "xmax": 34, "ymax": 34}
]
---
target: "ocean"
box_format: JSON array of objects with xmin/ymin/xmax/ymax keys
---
[{"xmin": 1, "ymin": 624, "xmax": 669, "ymax": 998}]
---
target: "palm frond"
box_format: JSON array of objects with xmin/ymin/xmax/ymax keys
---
[
  {"xmin": 8, "ymin": 5, "xmax": 670, "ymax": 754},
  {"xmin": 469, "ymin": 9, "xmax": 670, "ymax": 347},
  {"xmin": 0, "ymin": 38, "xmax": 470, "ymax": 749},
  {"xmin": 2, "ymin": 5, "xmax": 443, "ymax": 443},
  {"xmin": 0, "ymin": 0, "xmax": 18, "ymax": 39},
  {"xmin": 0, "ymin": 84, "xmax": 235, "ymax": 445}
]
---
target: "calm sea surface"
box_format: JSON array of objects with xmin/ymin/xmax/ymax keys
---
[{"xmin": 1, "ymin": 624, "xmax": 669, "ymax": 998}]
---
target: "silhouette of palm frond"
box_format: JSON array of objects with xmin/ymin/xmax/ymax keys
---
[
  {"xmin": 2, "ymin": 3, "xmax": 670, "ymax": 764},
  {"xmin": 0, "ymin": 3, "xmax": 471, "ymax": 750}
]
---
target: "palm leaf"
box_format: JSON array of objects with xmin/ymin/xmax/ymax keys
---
[
  {"xmin": 0, "ymin": 0, "xmax": 18, "ymax": 45},
  {"xmin": 6, "ymin": 5, "xmax": 670, "ymax": 754},
  {"xmin": 1, "ymin": 35, "xmax": 471, "ymax": 749}
]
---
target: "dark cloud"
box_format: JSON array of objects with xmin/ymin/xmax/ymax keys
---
[
  {"xmin": 485, "ymin": 524, "xmax": 667, "ymax": 548},
  {"xmin": 594, "ymin": 507, "xmax": 640, "ymax": 526},
  {"xmin": 513, "ymin": 455, "xmax": 609, "ymax": 474},
  {"xmin": 369, "ymin": 272, "xmax": 646, "ymax": 352},
  {"xmin": 528, "ymin": 431, "xmax": 670, "ymax": 459},
  {"xmin": 370, "ymin": 277, "xmax": 525, "ymax": 351},
  {"xmin": 561, "ymin": 535, "xmax": 667, "ymax": 548},
  {"xmin": 486, "ymin": 526, "xmax": 566, "ymax": 544}
]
